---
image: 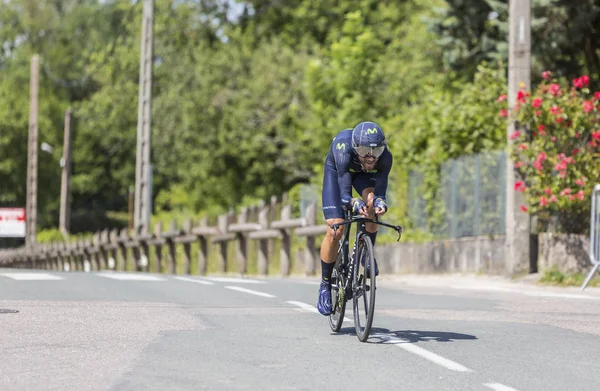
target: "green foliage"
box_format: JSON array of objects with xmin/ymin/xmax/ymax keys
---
[
  {"xmin": 505, "ymin": 71, "xmax": 600, "ymax": 234},
  {"xmin": 427, "ymin": 0, "xmax": 600, "ymax": 84},
  {"xmin": 36, "ymin": 228, "xmax": 65, "ymax": 243},
  {"xmin": 399, "ymin": 63, "xmax": 508, "ymax": 231},
  {"xmin": 539, "ymin": 266, "xmax": 600, "ymax": 287}
]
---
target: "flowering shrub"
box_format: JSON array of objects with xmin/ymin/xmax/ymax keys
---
[{"xmin": 500, "ymin": 71, "xmax": 600, "ymax": 233}]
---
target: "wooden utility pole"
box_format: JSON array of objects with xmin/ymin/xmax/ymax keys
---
[
  {"xmin": 505, "ymin": 0, "xmax": 532, "ymax": 276},
  {"xmin": 26, "ymin": 54, "xmax": 40, "ymax": 247},
  {"xmin": 134, "ymin": 0, "xmax": 154, "ymax": 235},
  {"xmin": 59, "ymin": 107, "xmax": 73, "ymax": 238}
]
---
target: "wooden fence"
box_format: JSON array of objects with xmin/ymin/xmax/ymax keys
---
[{"xmin": 0, "ymin": 196, "xmax": 329, "ymax": 276}]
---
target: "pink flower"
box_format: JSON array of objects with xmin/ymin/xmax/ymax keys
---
[
  {"xmin": 577, "ymin": 191, "xmax": 585, "ymax": 201},
  {"xmin": 514, "ymin": 161, "xmax": 525, "ymax": 168},
  {"xmin": 576, "ymin": 178, "xmax": 586, "ymax": 186},
  {"xmin": 595, "ymin": 92, "xmax": 600, "ymax": 101},
  {"xmin": 497, "ymin": 94, "xmax": 507, "ymax": 103},
  {"xmin": 517, "ymin": 90, "xmax": 528, "ymax": 103},
  {"xmin": 592, "ymin": 131, "xmax": 600, "ymax": 140},
  {"xmin": 544, "ymin": 188, "xmax": 552, "ymax": 195},
  {"xmin": 535, "ymin": 110, "xmax": 542, "ymax": 116},
  {"xmin": 550, "ymin": 195, "xmax": 558, "ymax": 203},
  {"xmin": 560, "ymin": 188, "xmax": 572, "ymax": 196},
  {"xmin": 520, "ymin": 205, "xmax": 528, "ymax": 213},
  {"xmin": 499, "ymin": 109, "xmax": 508, "ymax": 117},
  {"xmin": 538, "ymin": 125, "xmax": 546, "ymax": 135},
  {"xmin": 552, "ymin": 136, "xmax": 557, "ymax": 142},
  {"xmin": 532, "ymin": 98, "xmax": 543, "ymax": 108},
  {"xmin": 550, "ymin": 106, "xmax": 562, "ymax": 115},
  {"xmin": 542, "ymin": 71, "xmax": 552, "ymax": 80},
  {"xmin": 583, "ymin": 100, "xmax": 594, "ymax": 113},
  {"xmin": 514, "ymin": 181, "xmax": 526, "ymax": 192},
  {"xmin": 573, "ymin": 76, "xmax": 590, "ymax": 89},
  {"xmin": 548, "ymin": 84, "xmax": 561, "ymax": 96},
  {"xmin": 540, "ymin": 196, "xmax": 549, "ymax": 207},
  {"xmin": 510, "ymin": 130, "xmax": 521, "ymax": 140},
  {"xmin": 533, "ymin": 152, "xmax": 547, "ymax": 170},
  {"xmin": 519, "ymin": 144, "xmax": 528, "ymax": 150}
]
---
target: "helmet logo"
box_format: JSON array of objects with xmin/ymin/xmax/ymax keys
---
[
  {"xmin": 366, "ymin": 128, "xmax": 378, "ymax": 134},
  {"xmin": 336, "ymin": 143, "xmax": 346, "ymax": 150}
]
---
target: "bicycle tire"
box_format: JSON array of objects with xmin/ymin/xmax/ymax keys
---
[
  {"xmin": 352, "ymin": 234, "xmax": 376, "ymax": 342},
  {"xmin": 329, "ymin": 251, "xmax": 347, "ymax": 332}
]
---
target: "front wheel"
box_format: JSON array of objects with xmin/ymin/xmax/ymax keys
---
[
  {"xmin": 328, "ymin": 266, "xmax": 347, "ymax": 332},
  {"xmin": 352, "ymin": 234, "xmax": 376, "ymax": 342}
]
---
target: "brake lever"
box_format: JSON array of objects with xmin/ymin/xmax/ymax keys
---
[
  {"xmin": 331, "ymin": 224, "xmax": 339, "ymax": 237},
  {"xmin": 396, "ymin": 225, "xmax": 403, "ymax": 241}
]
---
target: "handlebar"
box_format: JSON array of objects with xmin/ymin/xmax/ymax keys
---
[{"xmin": 331, "ymin": 216, "xmax": 403, "ymax": 241}]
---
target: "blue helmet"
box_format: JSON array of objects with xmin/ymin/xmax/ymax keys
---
[{"xmin": 351, "ymin": 121, "xmax": 387, "ymax": 158}]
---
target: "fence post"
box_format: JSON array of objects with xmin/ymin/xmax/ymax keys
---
[
  {"xmin": 257, "ymin": 202, "xmax": 270, "ymax": 275},
  {"xmin": 92, "ymin": 233, "xmax": 101, "ymax": 271},
  {"xmin": 183, "ymin": 219, "xmax": 192, "ymax": 275},
  {"xmin": 154, "ymin": 222, "xmax": 163, "ymax": 273},
  {"xmin": 109, "ymin": 229, "xmax": 119, "ymax": 270},
  {"xmin": 304, "ymin": 202, "xmax": 318, "ymax": 276},
  {"xmin": 167, "ymin": 219, "xmax": 177, "ymax": 274},
  {"xmin": 119, "ymin": 229, "xmax": 129, "ymax": 271},
  {"xmin": 217, "ymin": 213, "xmax": 229, "ymax": 272},
  {"xmin": 197, "ymin": 217, "xmax": 209, "ymax": 275},
  {"xmin": 139, "ymin": 235, "xmax": 150, "ymax": 273},
  {"xmin": 99, "ymin": 229, "xmax": 109, "ymax": 270},
  {"xmin": 235, "ymin": 207, "xmax": 249, "ymax": 274},
  {"xmin": 280, "ymin": 203, "xmax": 292, "ymax": 276}
]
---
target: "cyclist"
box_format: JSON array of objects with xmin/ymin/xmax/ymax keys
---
[{"xmin": 317, "ymin": 121, "xmax": 392, "ymax": 316}]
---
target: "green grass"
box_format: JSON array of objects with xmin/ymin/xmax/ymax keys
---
[{"xmin": 538, "ymin": 267, "xmax": 600, "ymax": 288}]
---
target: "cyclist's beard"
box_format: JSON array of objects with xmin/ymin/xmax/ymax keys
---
[{"xmin": 359, "ymin": 155, "xmax": 377, "ymax": 171}]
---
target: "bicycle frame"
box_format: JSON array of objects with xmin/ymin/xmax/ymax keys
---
[{"xmin": 331, "ymin": 211, "xmax": 403, "ymax": 292}]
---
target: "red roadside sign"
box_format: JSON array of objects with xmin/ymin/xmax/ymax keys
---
[{"xmin": 0, "ymin": 208, "xmax": 26, "ymax": 238}]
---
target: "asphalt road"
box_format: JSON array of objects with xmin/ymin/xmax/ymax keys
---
[{"xmin": 1, "ymin": 268, "xmax": 600, "ymax": 391}]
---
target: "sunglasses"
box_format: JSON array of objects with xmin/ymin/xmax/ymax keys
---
[{"xmin": 355, "ymin": 145, "xmax": 385, "ymax": 158}]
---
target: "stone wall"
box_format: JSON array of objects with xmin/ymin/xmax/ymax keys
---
[
  {"xmin": 537, "ymin": 233, "xmax": 592, "ymax": 274},
  {"xmin": 375, "ymin": 235, "xmax": 506, "ymax": 275}
]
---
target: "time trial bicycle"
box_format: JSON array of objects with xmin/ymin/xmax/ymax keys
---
[{"xmin": 328, "ymin": 210, "xmax": 403, "ymax": 342}]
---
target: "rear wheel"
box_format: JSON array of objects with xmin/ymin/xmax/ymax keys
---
[
  {"xmin": 352, "ymin": 234, "xmax": 376, "ymax": 342},
  {"xmin": 329, "ymin": 252, "xmax": 347, "ymax": 332}
]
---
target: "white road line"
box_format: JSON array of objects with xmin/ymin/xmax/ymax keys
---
[
  {"xmin": 450, "ymin": 285, "xmax": 600, "ymax": 300},
  {"xmin": 374, "ymin": 334, "xmax": 473, "ymax": 372},
  {"xmin": 0, "ymin": 272, "xmax": 63, "ymax": 281},
  {"xmin": 224, "ymin": 286, "xmax": 275, "ymax": 298},
  {"xmin": 174, "ymin": 276, "xmax": 214, "ymax": 285},
  {"xmin": 287, "ymin": 300, "xmax": 319, "ymax": 313},
  {"xmin": 96, "ymin": 273, "xmax": 166, "ymax": 281},
  {"xmin": 523, "ymin": 291, "xmax": 599, "ymax": 300},
  {"xmin": 484, "ymin": 382, "xmax": 520, "ymax": 391},
  {"xmin": 450, "ymin": 285, "xmax": 516, "ymax": 293},
  {"xmin": 206, "ymin": 277, "xmax": 266, "ymax": 284},
  {"xmin": 286, "ymin": 301, "xmax": 353, "ymax": 323}
]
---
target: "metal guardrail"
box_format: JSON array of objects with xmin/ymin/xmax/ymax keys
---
[{"xmin": 581, "ymin": 184, "xmax": 600, "ymax": 291}]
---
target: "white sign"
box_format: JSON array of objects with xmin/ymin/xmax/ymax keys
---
[{"xmin": 0, "ymin": 208, "xmax": 26, "ymax": 238}]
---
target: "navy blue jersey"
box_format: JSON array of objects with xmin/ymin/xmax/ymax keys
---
[{"xmin": 324, "ymin": 129, "xmax": 393, "ymax": 208}]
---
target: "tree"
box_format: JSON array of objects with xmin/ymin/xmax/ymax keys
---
[{"xmin": 427, "ymin": 0, "xmax": 600, "ymax": 84}]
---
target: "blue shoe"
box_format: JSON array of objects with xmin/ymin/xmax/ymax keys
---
[
  {"xmin": 317, "ymin": 281, "xmax": 332, "ymax": 316},
  {"xmin": 361, "ymin": 254, "xmax": 379, "ymax": 277}
]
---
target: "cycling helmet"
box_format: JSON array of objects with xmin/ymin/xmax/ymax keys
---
[{"xmin": 351, "ymin": 121, "xmax": 386, "ymax": 158}]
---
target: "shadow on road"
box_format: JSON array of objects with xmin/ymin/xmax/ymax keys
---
[{"xmin": 334, "ymin": 327, "xmax": 477, "ymax": 344}]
